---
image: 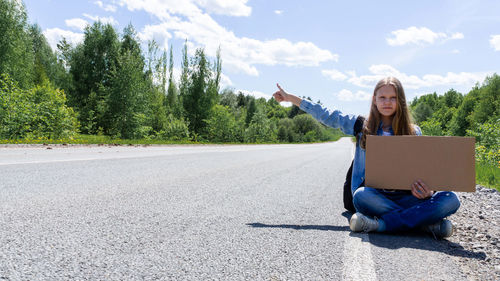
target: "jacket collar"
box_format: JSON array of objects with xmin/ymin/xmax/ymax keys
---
[{"xmin": 377, "ymin": 122, "xmax": 394, "ymax": 135}]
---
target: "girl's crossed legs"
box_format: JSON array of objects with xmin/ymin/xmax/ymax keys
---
[{"xmin": 352, "ymin": 187, "xmax": 460, "ymax": 232}]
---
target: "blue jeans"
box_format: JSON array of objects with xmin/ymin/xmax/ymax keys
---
[{"xmin": 352, "ymin": 187, "xmax": 460, "ymax": 232}]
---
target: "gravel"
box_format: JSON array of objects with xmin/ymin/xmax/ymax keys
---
[{"xmin": 445, "ymin": 185, "xmax": 500, "ymax": 281}]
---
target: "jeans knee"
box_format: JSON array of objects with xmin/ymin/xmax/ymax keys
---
[
  {"xmin": 439, "ymin": 191, "xmax": 460, "ymax": 215},
  {"xmin": 352, "ymin": 187, "xmax": 370, "ymax": 211}
]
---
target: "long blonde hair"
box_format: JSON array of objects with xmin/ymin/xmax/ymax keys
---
[{"xmin": 360, "ymin": 77, "xmax": 416, "ymax": 149}]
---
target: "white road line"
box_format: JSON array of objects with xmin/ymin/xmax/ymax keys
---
[
  {"xmin": 0, "ymin": 158, "xmax": 107, "ymax": 166},
  {"xmin": 342, "ymin": 233, "xmax": 377, "ymax": 281},
  {"xmin": 342, "ymin": 143, "xmax": 377, "ymax": 281}
]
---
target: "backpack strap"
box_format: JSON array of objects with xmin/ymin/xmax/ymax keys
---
[{"xmin": 353, "ymin": 115, "xmax": 365, "ymax": 138}]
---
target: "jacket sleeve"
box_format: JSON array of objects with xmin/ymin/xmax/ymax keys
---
[
  {"xmin": 299, "ymin": 99, "xmax": 358, "ymax": 135},
  {"xmin": 413, "ymin": 124, "xmax": 422, "ymax": 136}
]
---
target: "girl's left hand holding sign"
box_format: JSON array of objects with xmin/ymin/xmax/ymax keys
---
[{"xmin": 411, "ymin": 179, "xmax": 434, "ymax": 199}]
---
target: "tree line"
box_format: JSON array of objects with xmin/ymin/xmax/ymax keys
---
[
  {"xmin": 0, "ymin": 0, "xmax": 342, "ymax": 143},
  {"xmin": 410, "ymin": 74, "xmax": 499, "ymax": 175}
]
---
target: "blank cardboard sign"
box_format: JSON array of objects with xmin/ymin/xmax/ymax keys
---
[{"xmin": 365, "ymin": 135, "xmax": 476, "ymax": 192}]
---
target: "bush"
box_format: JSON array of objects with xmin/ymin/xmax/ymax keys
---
[
  {"xmin": 421, "ymin": 118, "xmax": 444, "ymax": 136},
  {"xmin": 0, "ymin": 74, "xmax": 79, "ymax": 139},
  {"xmin": 277, "ymin": 118, "xmax": 296, "ymax": 143},
  {"xmin": 205, "ymin": 105, "xmax": 241, "ymax": 142},
  {"xmin": 467, "ymin": 121, "xmax": 500, "ymax": 167},
  {"xmin": 156, "ymin": 114, "xmax": 190, "ymax": 141},
  {"xmin": 244, "ymin": 110, "xmax": 276, "ymax": 143},
  {"xmin": 293, "ymin": 114, "xmax": 322, "ymax": 142}
]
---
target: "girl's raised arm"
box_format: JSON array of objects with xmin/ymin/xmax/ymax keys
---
[
  {"xmin": 272, "ymin": 84, "xmax": 357, "ymax": 135},
  {"xmin": 273, "ymin": 83, "xmax": 302, "ymax": 107}
]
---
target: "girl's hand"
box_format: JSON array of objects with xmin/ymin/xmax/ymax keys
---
[
  {"xmin": 273, "ymin": 83, "xmax": 289, "ymax": 102},
  {"xmin": 411, "ymin": 179, "xmax": 434, "ymax": 199},
  {"xmin": 272, "ymin": 84, "xmax": 302, "ymax": 106}
]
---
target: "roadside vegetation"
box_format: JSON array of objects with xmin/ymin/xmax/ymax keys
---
[
  {"xmin": 410, "ymin": 76, "xmax": 499, "ymax": 190},
  {"xmin": 0, "ymin": 0, "xmax": 497, "ymax": 189}
]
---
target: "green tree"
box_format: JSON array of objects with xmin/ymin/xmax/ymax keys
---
[
  {"xmin": 69, "ymin": 21, "xmax": 120, "ymax": 132},
  {"xmin": 277, "ymin": 118, "xmax": 296, "ymax": 142},
  {"xmin": 293, "ymin": 114, "xmax": 321, "ymax": 140},
  {"xmin": 156, "ymin": 114, "xmax": 190, "ymax": 141},
  {"xmin": 178, "ymin": 40, "xmax": 189, "ymax": 118},
  {"xmin": 245, "ymin": 97, "xmax": 257, "ymax": 126},
  {"xmin": 449, "ymin": 87, "xmax": 479, "ymax": 136},
  {"xmin": 183, "ymin": 48, "xmax": 218, "ymax": 136},
  {"xmin": 441, "ymin": 89, "xmax": 463, "ymax": 108},
  {"xmin": 431, "ymin": 107, "xmax": 456, "ymax": 134},
  {"xmin": 412, "ymin": 102, "xmax": 433, "ymax": 124},
  {"xmin": 266, "ymin": 97, "xmax": 288, "ymax": 120},
  {"xmin": 470, "ymin": 74, "xmax": 500, "ymax": 125},
  {"xmin": 54, "ymin": 38, "xmax": 74, "ymax": 93},
  {"xmin": 236, "ymin": 92, "xmax": 248, "ymax": 107},
  {"xmin": 244, "ymin": 109, "xmax": 276, "ymax": 143},
  {"xmin": 122, "ymin": 24, "xmax": 142, "ymax": 58},
  {"xmin": 0, "ymin": 0, "xmax": 34, "ymax": 88},
  {"xmin": 105, "ymin": 49, "xmax": 148, "ymax": 138},
  {"xmin": 206, "ymin": 105, "xmax": 240, "ymax": 142},
  {"xmin": 219, "ymin": 88, "xmax": 238, "ymax": 110},
  {"xmin": 144, "ymin": 38, "xmax": 168, "ymax": 134},
  {"xmin": 420, "ymin": 118, "xmax": 443, "ymax": 136},
  {"xmin": 27, "ymin": 24, "xmax": 70, "ymax": 90}
]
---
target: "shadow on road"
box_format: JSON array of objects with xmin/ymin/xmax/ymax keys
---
[
  {"xmin": 365, "ymin": 232, "xmax": 487, "ymax": 260},
  {"xmin": 248, "ymin": 211, "xmax": 486, "ymax": 261},
  {"xmin": 341, "ymin": 211, "xmax": 486, "ymax": 261},
  {"xmin": 246, "ymin": 222, "xmax": 350, "ymax": 232}
]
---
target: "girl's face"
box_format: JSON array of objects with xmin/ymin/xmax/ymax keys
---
[{"xmin": 374, "ymin": 84, "xmax": 397, "ymax": 117}]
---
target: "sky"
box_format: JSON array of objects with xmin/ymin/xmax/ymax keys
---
[{"xmin": 23, "ymin": 0, "xmax": 500, "ymax": 115}]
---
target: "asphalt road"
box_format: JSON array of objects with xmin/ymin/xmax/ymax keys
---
[{"xmin": 0, "ymin": 139, "xmax": 468, "ymax": 280}]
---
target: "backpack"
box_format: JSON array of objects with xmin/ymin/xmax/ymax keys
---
[{"xmin": 343, "ymin": 115, "xmax": 365, "ymax": 213}]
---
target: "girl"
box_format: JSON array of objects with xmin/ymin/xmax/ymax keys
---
[{"xmin": 272, "ymin": 77, "xmax": 460, "ymax": 238}]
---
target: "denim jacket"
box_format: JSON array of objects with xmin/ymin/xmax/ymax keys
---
[{"xmin": 299, "ymin": 99, "xmax": 422, "ymax": 194}]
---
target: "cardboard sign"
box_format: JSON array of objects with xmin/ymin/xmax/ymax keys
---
[{"xmin": 365, "ymin": 135, "xmax": 476, "ymax": 192}]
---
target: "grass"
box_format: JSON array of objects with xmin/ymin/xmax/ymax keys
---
[
  {"xmin": 0, "ymin": 133, "xmax": 345, "ymax": 146},
  {"xmin": 0, "ymin": 134, "xmax": 195, "ymax": 145},
  {"xmin": 476, "ymin": 161, "xmax": 500, "ymax": 191}
]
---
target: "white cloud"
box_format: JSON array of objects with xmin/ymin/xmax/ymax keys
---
[
  {"xmin": 138, "ymin": 23, "xmax": 173, "ymax": 49},
  {"xmin": 387, "ymin": 26, "xmax": 464, "ymax": 46},
  {"xmin": 194, "ymin": 0, "xmax": 251, "ymax": 17},
  {"xmin": 451, "ymin": 49, "xmax": 460, "ymax": 54},
  {"xmin": 274, "ymin": 10, "xmax": 283, "ymax": 15},
  {"xmin": 237, "ymin": 89, "xmax": 272, "ymax": 100},
  {"xmin": 120, "ymin": 0, "xmax": 337, "ymax": 76},
  {"xmin": 83, "ymin": 13, "xmax": 119, "ymax": 26},
  {"xmin": 322, "ymin": 69, "xmax": 347, "ymax": 81},
  {"xmin": 450, "ymin": 32, "xmax": 464, "ymax": 40},
  {"xmin": 336, "ymin": 89, "xmax": 370, "ymax": 101},
  {"xmin": 65, "ymin": 18, "xmax": 89, "ymax": 31},
  {"xmin": 490, "ymin": 35, "xmax": 500, "ymax": 51},
  {"xmin": 345, "ymin": 64, "xmax": 489, "ymax": 90},
  {"xmin": 43, "ymin": 28, "xmax": 84, "ymax": 50},
  {"xmin": 121, "ymin": 0, "xmax": 250, "ymax": 17},
  {"xmin": 407, "ymin": 92, "xmax": 432, "ymax": 100},
  {"xmin": 220, "ymin": 73, "xmax": 233, "ymax": 88},
  {"xmin": 94, "ymin": 1, "xmax": 117, "ymax": 12}
]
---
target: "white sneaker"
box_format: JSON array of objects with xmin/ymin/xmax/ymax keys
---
[
  {"xmin": 350, "ymin": 212, "xmax": 379, "ymax": 232},
  {"xmin": 423, "ymin": 219, "xmax": 454, "ymax": 239}
]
